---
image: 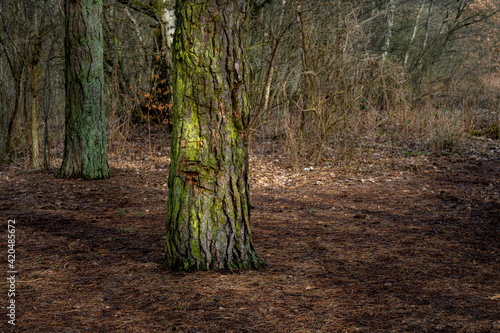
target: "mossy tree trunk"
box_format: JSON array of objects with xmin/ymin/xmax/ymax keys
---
[
  {"xmin": 57, "ymin": 0, "xmax": 109, "ymax": 179},
  {"xmin": 165, "ymin": 0, "xmax": 263, "ymax": 271}
]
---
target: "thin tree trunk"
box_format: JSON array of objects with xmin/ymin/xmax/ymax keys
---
[
  {"xmin": 423, "ymin": 0, "xmax": 434, "ymax": 50},
  {"xmin": 148, "ymin": 0, "xmax": 175, "ymax": 123},
  {"xmin": 404, "ymin": 0, "xmax": 425, "ymax": 68},
  {"xmin": 297, "ymin": 6, "xmax": 313, "ymax": 157},
  {"xmin": 115, "ymin": 0, "xmax": 175, "ymax": 123},
  {"xmin": 157, "ymin": 0, "xmax": 176, "ymax": 53},
  {"xmin": 42, "ymin": 31, "xmax": 58, "ymax": 170},
  {"xmin": 57, "ymin": 0, "xmax": 109, "ymax": 179},
  {"xmin": 5, "ymin": 75, "xmax": 22, "ymax": 159},
  {"xmin": 124, "ymin": 8, "xmax": 149, "ymax": 65},
  {"xmin": 366, "ymin": 0, "xmax": 377, "ymax": 48},
  {"xmin": 383, "ymin": 0, "xmax": 395, "ymax": 61},
  {"xmin": 30, "ymin": 65, "xmax": 40, "ymax": 169},
  {"xmin": 104, "ymin": 6, "xmax": 132, "ymax": 118},
  {"xmin": 165, "ymin": 0, "xmax": 263, "ymax": 271}
]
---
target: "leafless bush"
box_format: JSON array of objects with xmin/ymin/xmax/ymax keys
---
[
  {"xmin": 247, "ymin": 0, "xmax": 500, "ymax": 167},
  {"xmin": 248, "ymin": 1, "xmax": 413, "ymax": 166}
]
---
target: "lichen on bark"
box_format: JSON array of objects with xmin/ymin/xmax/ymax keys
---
[
  {"xmin": 165, "ymin": 0, "xmax": 263, "ymax": 271},
  {"xmin": 57, "ymin": 0, "xmax": 109, "ymax": 180}
]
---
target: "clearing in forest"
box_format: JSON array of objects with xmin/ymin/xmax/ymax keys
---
[{"xmin": 0, "ymin": 138, "xmax": 499, "ymax": 332}]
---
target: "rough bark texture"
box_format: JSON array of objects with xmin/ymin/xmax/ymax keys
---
[
  {"xmin": 165, "ymin": 0, "xmax": 263, "ymax": 271},
  {"xmin": 57, "ymin": 0, "xmax": 109, "ymax": 179}
]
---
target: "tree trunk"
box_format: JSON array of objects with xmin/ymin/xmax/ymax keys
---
[
  {"xmin": 30, "ymin": 65, "xmax": 40, "ymax": 169},
  {"xmin": 115, "ymin": 0, "xmax": 176, "ymax": 124},
  {"xmin": 165, "ymin": 0, "xmax": 263, "ymax": 271},
  {"xmin": 148, "ymin": 0, "xmax": 175, "ymax": 123},
  {"xmin": 404, "ymin": 0, "xmax": 424, "ymax": 69},
  {"xmin": 4, "ymin": 70, "xmax": 23, "ymax": 160},
  {"xmin": 57, "ymin": 0, "xmax": 109, "ymax": 179},
  {"xmin": 382, "ymin": 0, "xmax": 395, "ymax": 61},
  {"xmin": 423, "ymin": 0, "xmax": 434, "ymax": 51}
]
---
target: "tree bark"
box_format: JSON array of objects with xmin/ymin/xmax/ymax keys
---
[
  {"xmin": 4, "ymin": 67, "xmax": 23, "ymax": 160},
  {"xmin": 165, "ymin": 0, "xmax": 263, "ymax": 271},
  {"xmin": 57, "ymin": 0, "xmax": 109, "ymax": 179},
  {"xmin": 30, "ymin": 65, "xmax": 40, "ymax": 169},
  {"xmin": 423, "ymin": 0, "xmax": 434, "ymax": 51},
  {"xmin": 147, "ymin": 0, "xmax": 175, "ymax": 123},
  {"xmin": 404, "ymin": 0, "xmax": 425, "ymax": 69},
  {"xmin": 382, "ymin": 0, "xmax": 395, "ymax": 61}
]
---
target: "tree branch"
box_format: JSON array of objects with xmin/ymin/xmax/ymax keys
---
[
  {"xmin": 114, "ymin": 0, "xmax": 158, "ymax": 20},
  {"xmin": 251, "ymin": 0, "xmax": 273, "ymax": 14}
]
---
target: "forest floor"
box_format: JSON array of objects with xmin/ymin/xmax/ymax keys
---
[{"xmin": 0, "ymin": 134, "xmax": 499, "ymax": 333}]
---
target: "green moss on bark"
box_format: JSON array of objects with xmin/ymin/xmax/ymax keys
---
[{"xmin": 165, "ymin": 0, "xmax": 263, "ymax": 271}]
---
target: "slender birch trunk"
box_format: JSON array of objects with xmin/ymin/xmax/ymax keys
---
[
  {"xmin": 404, "ymin": 1, "xmax": 425, "ymax": 68},
  {"xmin": 382, "ymin": 0, "xmax": 395, "ymax": 61}
]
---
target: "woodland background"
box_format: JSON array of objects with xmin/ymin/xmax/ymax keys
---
[{"xmin": 0, "ymin": 0, "xmax": 499, "ymax": 167}]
